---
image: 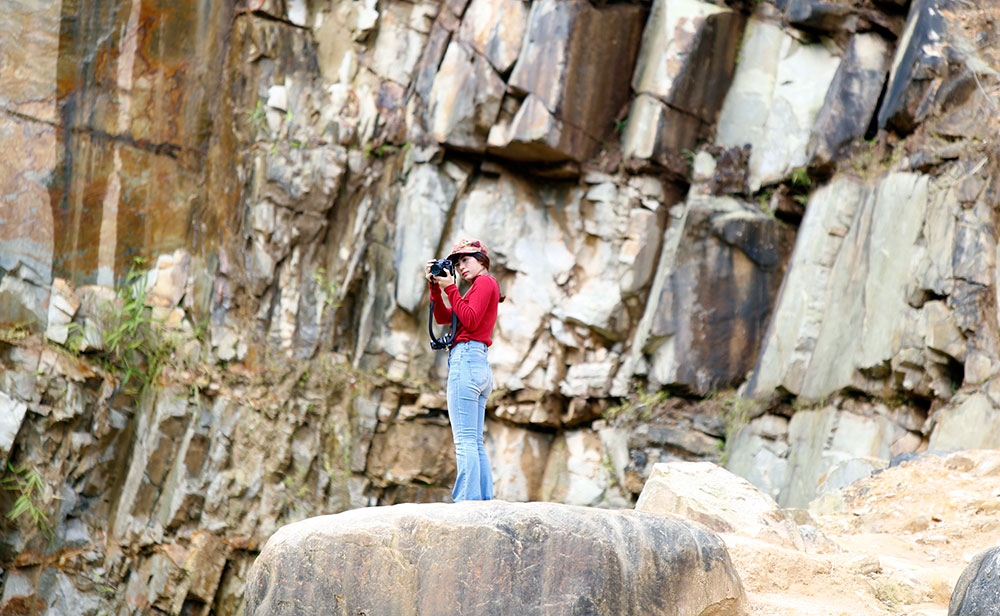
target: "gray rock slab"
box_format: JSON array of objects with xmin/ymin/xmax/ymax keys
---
[
  {"xmin": 630, "ymin": 0, "xmax": 743, "ymax": 122},
  {"xmin": 747, "ymin": 172, "xmax": 930, "ymax": 400},
  {"xmin": 929, "ymin": 393, "xmax": 1000, "ymax": 451},
  {"xmin": 716, "ymin": 18, "xmax": 841, "ymax": 190},
  {"xmin": 878, "ymin": 0, "xmax": 981, "ymax": 133},
  {"xmin": 502, "ymin": 0, "xmax": 644, "ymax": 160},
  {"xmin": 0, "ymin": 391, "xmax": 28, "ymax": 465},
  {"xmin": 428, "ymin": 41, "xmax": 505, "ymax": 152},
  {"xmin": 457, "ymin": 0, "xmax": 527, "ymax": 74},
  {"xmin": 244, "ymin": 501, "xmax": 746, "ymax": 616},
  {"xmin": 645, "ymin": 194, "xmax": 794, "ymax": 394},
  {"xmin": 808, "ymin": 32, "xmax": 891, "ymax": 163},
  {"xmin": 950, "ymin": 545, "xmax": 1000, "ymax": 616}
]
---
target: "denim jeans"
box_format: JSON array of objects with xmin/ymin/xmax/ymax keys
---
[{"xmin": 447, "ymin": 341, "xmax": 494, "ymax": 501}]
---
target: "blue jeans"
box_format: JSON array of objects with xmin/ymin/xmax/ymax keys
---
[{"xmin": 447, "ymin": 341, "xmax": 494, "ymax": 501}]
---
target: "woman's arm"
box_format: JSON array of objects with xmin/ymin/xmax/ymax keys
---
[
  {"xmin": 444, "ymin": 276, "xmax": 496, "ymax": 330},
  {"xmin": 429, "ymin": 281, "xmax": 454, "ymax": 324}
]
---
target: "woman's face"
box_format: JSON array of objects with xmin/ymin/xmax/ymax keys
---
[{"xmin": 456, "ymin": 255, "xmax": 486, "ymax": 281}]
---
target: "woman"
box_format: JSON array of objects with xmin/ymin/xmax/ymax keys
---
[{"xmin": 425, "ymin": 239, "xmax": 502, "ymax": 502}]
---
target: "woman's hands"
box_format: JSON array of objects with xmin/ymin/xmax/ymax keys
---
[{"xmin": 425, "ymin": 260, "xmax": 455, "ymax": 289}]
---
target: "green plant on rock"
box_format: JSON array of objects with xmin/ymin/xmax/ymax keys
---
[
  {"xmin": 98, "ymin": 257, "xmax": 173, "ymax": 393},
  {"xmin": 714, "ymin": 391, "xmax": 759, "ymax": 466},
  {"xmin": 756, "ymin": 189, "xmax": 775, "ymax": 217},
  {"xmin": 722, "ymin": 394, "xmax": 755, "ymax": 439},
  {"xmin": 362, "ymin": 142, "xmax": 400, "ymax": 159},
  {"xmin": 790, "ymin": 167, "xmax": 812, "ymax": 188},
  {"xmin": 313, "ymin": 268, "xmax": 341, "ymax": 309},
  {"xmin": 244, "ymin": 98, "xmax": 268, "ymax": 136},
  {"xmin": 605, "ymin": 384, "xmax": 671, "ymax": 423},
  {"xmin": 0, "ymin": 322, "xmax": 30, "ymax": 344},
  {"xmin": 2, "ymin": 462, "xmax": 53, "ymax": 540}
]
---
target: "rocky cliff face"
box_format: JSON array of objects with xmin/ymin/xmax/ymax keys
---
[{"xmin": 1, "ymin": 0, "xmax": 999, "ymax": 612}]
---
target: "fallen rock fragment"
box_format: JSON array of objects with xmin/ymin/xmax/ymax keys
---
[{"xmin": 636, "ymin": 461, "xmax": 805, "ymax": 550}]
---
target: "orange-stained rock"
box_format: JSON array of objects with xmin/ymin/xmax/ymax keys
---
[
  {"xmin": 0, "ymin": 0, "xmax": 234, "ymax": 317},
  {"xmin": 0, "ymin": 1, "xmax": 62, "ymax": 326}
]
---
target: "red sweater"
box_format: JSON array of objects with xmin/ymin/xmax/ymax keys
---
[{"xmin": 429, "ymin": 274, "xmax": 500, "ymax": 347}]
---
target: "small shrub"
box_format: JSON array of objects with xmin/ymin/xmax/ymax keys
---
[
  {"xmin": 0, "ymin": 323, "xmax": 30, "ymax": 344},
  {"xmin": 96, "ymin": 258, "xmax": 173, "ymax": 393},
  {"xmin": 790, "ymin": 167, "xmax": 812, "ymax": 188},
  {"xmin": 605, "ymin": 385, "xmax": 670, "ymax": 423},
  {"xmin": 244, "ymin": 99, "xmax": 268, "ymax": 136},
  {"xmin": 2, "ymin": 463, "xmax": 53, "ymax": 540},
  {"xmin": 313, "ymin": 268, "xmax": 341, "ymax": 309}
]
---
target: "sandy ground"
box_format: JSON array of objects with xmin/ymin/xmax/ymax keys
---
[{"xmin": 725, "ymin": 450, "xmax": 1000, "ymax": 616}]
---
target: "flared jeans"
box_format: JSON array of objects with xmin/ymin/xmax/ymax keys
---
[{"xmin": 447, "ymin": 341, "xmax": 494, "ymax": 501}]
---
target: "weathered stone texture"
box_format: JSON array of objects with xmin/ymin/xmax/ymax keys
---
[
  {"xmin": 488, "ymin": 0, "xmax": 645, "ymax": 162},
  {"xmin": 808, "ymin": 33, "xmax": 892, "ymax": 163},
  {"xmin": 623, "ymin": 0, "xmax": 743, "ymax": 173},
  {"xmin": 950, "ymin": 545, "xmax": 1000, "ymax": 616},
  {"xmin": 716, "ymin": 18, "xmax": 841, "ymax": 189},
  {"xmin": 427, "ymin": 42, "xmax": 506, "ymax": 151},
  {"xmin": 637, "ymin": 461, "xmax": 805, "ymax": 550},
  {"xmin": 244, "ymin": 502, "xmax": 746, "ymax": 616},
  {"xmin": 457, "ymin": 0, "xmax": 527, "ymax": 74},
  {"xmin": 878, "ymin": 0, "xmax": 988, "ymax": 133},
  {"xmin": 748, "ymin": 155, "xmax": 997, "ymax": 403},
  {"xmin": 4, "ymin": 0, "xmax": 1000, "ymax": 613},
  {"xmin": 632, "ymin": 195, "xmax": 795, "ymax": 394}
]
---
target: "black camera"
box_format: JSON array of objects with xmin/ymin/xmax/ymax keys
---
[
  {"xmin": 427, "ymin": 257, "xmax": 458, "ymax": 350},
  {"xmin": 429, "ymin": 258, "xmax": 454, "ymax": 278}
]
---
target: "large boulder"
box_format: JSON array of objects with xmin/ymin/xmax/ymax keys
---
[
  {"xmin": 244, "ymin": 501, "xmax": 747, "ymax": 616},
  {"xmin": 949, "ymin": 545, "xmax": 1000, "ymax": 616},
  {"xmin": 636, "ymin": 461, "xmax": 805, "ymax": 550}
]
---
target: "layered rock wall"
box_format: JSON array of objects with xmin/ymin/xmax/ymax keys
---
[{"xmin": 1, "ymin": 0, "xmax": 999, "ymax": 612}]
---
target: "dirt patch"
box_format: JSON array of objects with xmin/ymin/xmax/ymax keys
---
[{"xmin": 726, "ymin": 450, "xmax": 1000, "ymax": 616}]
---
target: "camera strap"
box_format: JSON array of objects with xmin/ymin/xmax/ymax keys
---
[{"xmin": 428, "ymin": 300, "xmax": 461, "ymax": 350}]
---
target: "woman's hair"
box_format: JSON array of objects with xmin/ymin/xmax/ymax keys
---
[
  {"xmin": 471, "ymin": 253, "xmax": 505, "ymax": 303},
  {"xmin": 471, "ymin": 252, "xmax": 490, "ymax": 271}
]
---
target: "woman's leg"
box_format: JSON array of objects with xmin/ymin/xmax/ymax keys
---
[
  {"xmin": 477, "ymin": 365, "xmax": 494, "ymax": 500},
  {"xmin": 448, "ymin": 346, "xmax": 484, "ymax": 501}
]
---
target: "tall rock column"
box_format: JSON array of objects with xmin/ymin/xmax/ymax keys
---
[
  {"xmin": 485, "ymin": 0, "xmax": 647, "ymax": 165},
  {"xmin": 622, "ymin": 0, "xmax": 744, "ymax": 176}
]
